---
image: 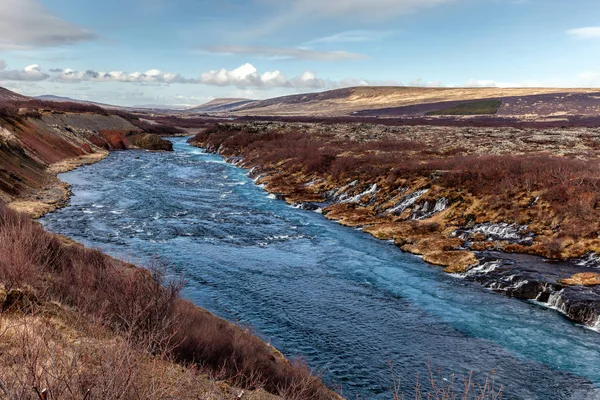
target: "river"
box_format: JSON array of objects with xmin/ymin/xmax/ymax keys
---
[{"xmin": 41, "ymin": 137, "xmax": 600, "ymax": 399}]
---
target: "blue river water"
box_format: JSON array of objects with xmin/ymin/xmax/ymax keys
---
[{"xmin": 41, "ymin": 137, "xmax": 600, "ymax": 399}]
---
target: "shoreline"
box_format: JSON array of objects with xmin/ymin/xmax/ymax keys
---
[
  {"xmin": 7, "ymin": 150, "xmax": 109, "ymax": 219},
  {"xmin": 11, "ymin": 145, "xmax": 337, "ymax": 398},
  {"xmin": 192, "ymin": 142, "xmax": 600, "ymax": 332}
]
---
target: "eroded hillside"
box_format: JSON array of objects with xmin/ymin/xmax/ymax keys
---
[{"xmin": 0, "ymin": 99, "xmax": 175, "ymax": 216}]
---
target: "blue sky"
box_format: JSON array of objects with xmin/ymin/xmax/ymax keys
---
[{"xmin": 0, "ymin": 0, "xmax": 600, "ymax": 106}]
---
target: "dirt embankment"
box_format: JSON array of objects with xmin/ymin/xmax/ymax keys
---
[{"xmin": 0, "ymin": 111, "xmax": 173, "ymax": 217}]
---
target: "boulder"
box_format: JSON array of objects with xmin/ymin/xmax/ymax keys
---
[{"xmin": 129, "ymin": 134, "xmax": 173, "ymax": 151}]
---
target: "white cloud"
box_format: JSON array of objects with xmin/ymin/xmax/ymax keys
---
[
  {"xmin": 275, "ymin": 0, "xmax": 451, "ymax": 19},
  {"xmin": 0, "ymin": 61, "xmax": 400, "ymax": 90},
  {"xmin": 201, "ymin": 64, "xmax": 402, "ymax": 89},
  {"xmin": 567, "ymin": 27, "xmax": 600, "ymax": 39},
  {"xmin": 409, "ymin": 78, "xmax": 442, "ymax": 87},
  {"xmin": 200, "ymin": 63, "xmax": 293, "ymax": 88},
  {"xmin": 463, "ymin": 78, "xmax": 540, "ymax": 88},
  {"xmin": 0, "ymin": 64, "xmax": 49, "ymax": 81},
  {"xmin": 464, "ymin": 79, "xmax": 499, "ymax": 87},
  {"xmin": 577, "ymin": 71, "xmax": 600, "ymax": 86},
  {"xmin": 304, "ymin": 30, "xmax": 393, "ymax": 45},
  {"xmin": 0, "ymin": 0, "xmax": 95, "ymax": 49},
  {"xmin": 202, "ymin": 45, "xmax": 367, "ymax": 61},
  {"xmin": 292, "ymin": 71, "xmax": 326, "ymax": 88},
  {"xmin": 52, "ymin": 68, "xmax": 193, "ymax": 84},
  {"xmin": 253, "ymin": 0, "xmax": 452, "ymax": 34},
  {"xmin": 0, "ymin": 60, "xmax": 6, "ymax": 71}
]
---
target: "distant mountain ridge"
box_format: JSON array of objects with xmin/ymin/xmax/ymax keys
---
[
  {"xmin": 228, "ymin": 86, "xmax": 600, "ymax": 117},
  {"xmin": 36, "ymin": 95, "xmax": 127, "ymax": 110},
  {"xmin": 5, "ymin": 85, "xmax": 600, "ymax": 118},
  {"xmin": 186, "ymin": 98, "xmax": 256, "ymax": 113}
]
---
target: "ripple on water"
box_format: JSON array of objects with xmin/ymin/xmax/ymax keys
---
[{"xmin": 41, "ymin": 138, "xmax": 600, "ymax": 400}]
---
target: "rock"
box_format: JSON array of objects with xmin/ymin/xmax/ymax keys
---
[
  {"xmin": 129, "ymin": 134, "xmax": 173, "ymax": 151},
  {"xmin": 295, "ymin": 202, "xmax": 321, "ymax": 211},
  {"xmin": 461, "ymin": 253, "xmax": 600, "ymax": 328}
]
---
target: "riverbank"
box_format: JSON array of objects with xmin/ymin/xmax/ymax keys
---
[
  {"xmin": 8, "ymin": 151, "xmax": 109, "ymax": 218},
  {"xmin": 188, "ymin": 121, "xmax": 600, "ymax": 330},
  {"xmin": 0, "ymin": 109, "xmax": 336, "ymax": 399},
  {"xmin": 0, "ymin": 203, "xmax": 334, "ymax": 399}
]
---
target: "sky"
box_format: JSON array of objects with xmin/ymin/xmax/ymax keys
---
[{"xmin": 1, "ymin": 0, "xmax": 600, "ymax": 106}]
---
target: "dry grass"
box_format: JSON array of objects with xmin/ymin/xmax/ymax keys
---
[
  {"xmin": 390, "ymin": 361, "xmax": 503, "ymax": 400},
  {"xmin": 561, "ymin": 273, "xmax": 600, "ymax": 286},
  {"xmin": 190, "ymin": 123, "xmax": 600, "ymax": 266},
  {"xmin": 0, "ymin": 205, "xmax": 333, "ymax": 399},
  {"xmin": 0, "ymin": 310, "xmax": 282, "ymax": 400},
  {"xmin": 231, "ymin": 86, "xmax": 600, "ymax": 116}
]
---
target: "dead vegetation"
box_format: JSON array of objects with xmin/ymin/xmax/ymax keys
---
[
  {"xmin": 390, "ymin": 360, "xmax": 503, "ymax": 400},
  {"xmin": 190, "ymin": 122, "xmax": 600, "ymax": 270},
  {"xmin": 229, "ymin": 86, "xmax": 600, "ymax": 117},
  {"xmin": 0, "ymin": 205, "xmax": 334, "ymax": 399}
]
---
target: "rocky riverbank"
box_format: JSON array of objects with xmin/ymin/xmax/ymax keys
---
[{"xmin": 188, "ymin": 121, "xmax": 600, "ymax": 330}]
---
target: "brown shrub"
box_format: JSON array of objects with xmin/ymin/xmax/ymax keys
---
[{"xmin": 0, "ymin": 205, "xmax": 333, "ymax": 399}]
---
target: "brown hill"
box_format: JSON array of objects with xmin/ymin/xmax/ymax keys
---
[
  {"xmin": 232, "ymin": 86, "xmax": 600, "ymax": 117},
  {"xmin": 0, "ymin": 87, "xmax": 29, "ymax": 102},
  {"xmin": 187, "ymin": 98, "xmax": 255, "ymax": 113}
]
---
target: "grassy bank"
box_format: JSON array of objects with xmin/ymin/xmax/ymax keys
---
[{"xmin": 0, "ymin": 204, "xmax": 334, "ymax": 399}]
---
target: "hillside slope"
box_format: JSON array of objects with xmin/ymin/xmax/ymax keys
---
[
  {"xmin": 0, "ymin": 87, "xmax": 29, "ymax": 102},
  {"xmin": 0, "ymin": 101, "xmax": 174, "ymax": 216},
  {"xmin": 187, "ymin": 98, "xmax": 255, "ymax": 113},
  {"xmin": 232, "ymin": 86, "xmax": 600, "ymax": 116}
]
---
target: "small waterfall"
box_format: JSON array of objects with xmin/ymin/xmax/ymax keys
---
[
  {"xmin": 341, "ymin": 184, "xmax": 378, "ymax": 204},
  {"xmin": 546, "ymin": 289, "xmax": 567, "ymax": 313},
  {"xmin": 387, "ymin": 189, "xmax": 429, "ymax": 215},
  {"xmin": 453, "ymin": 260, "xmax": 501, "ymax": 278},
  {"xmin": 472, "ymin": 223, "xmax": 529, "ymax": 241},
  {"xmin": 332, "ymin": 180, "xmax": 359, "ymax": 202},
  {"xmin": 252, "ymin": 173, "xmax": 265, "ymax": 183},
  {"xmin": 577, "ymin": 253, "xmax": 600, "ymax": 269},
  {"xmin": 303, "ymin": 177, "xmax": 323, "ymax": 187},
  {"xmin": 591, "ymin": 316, "xmax": 600, "ymax": 332},
  {"xmin": 412, "ymin": 197, "xmax": 449, "ymax": 220}
]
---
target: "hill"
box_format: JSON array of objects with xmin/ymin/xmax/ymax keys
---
[
  {"xmin": 186, "ymin": 98, "xmax": 256, "ymax": 113},
  {"xmin": 0, "ymin": 87, "xmax": 29, "ymax": 102},
  {"xmin": 231, "ymin": 86, "xmax": 600, "ymax": 117},
  {"xmin": 35, "ymin": 94, "xmax": 129, "ymax": 110}
]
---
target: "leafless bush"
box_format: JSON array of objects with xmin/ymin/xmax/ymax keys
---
[
  {"xmin": 0, "ymin": 312, "xmax": 215, "ymax": 400},
  {"xmin": 390, "ymin": 360, "xmax": 503, "ymax": 400},
  {"xmin": 0, "ymin": 205, "xmax": 333, "ymax": 399}
]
